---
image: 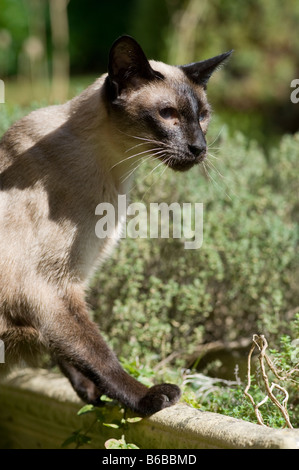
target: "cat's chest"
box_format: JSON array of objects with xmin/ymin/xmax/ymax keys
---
[{"xmin": 75, "ymin": 186, "xmax": 129, "ymax": 281}]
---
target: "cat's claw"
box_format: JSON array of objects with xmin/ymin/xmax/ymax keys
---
[{"xmin": 137, "ymin": 383, "xmax": 181, "ymax": 416}]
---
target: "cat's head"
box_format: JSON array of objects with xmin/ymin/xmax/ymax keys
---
[{"xmin": 105, "ymin": 36, "xmax": 232, "ymax": 172}]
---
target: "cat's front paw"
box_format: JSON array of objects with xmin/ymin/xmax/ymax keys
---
[{"xmin": 137, "ymin": 383, "xmax": 181, "ymax": 416}]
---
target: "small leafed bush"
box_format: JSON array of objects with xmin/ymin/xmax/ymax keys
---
[{"xmin": 89, "ymin": 126, "xmax": 299, "ymax": 368}]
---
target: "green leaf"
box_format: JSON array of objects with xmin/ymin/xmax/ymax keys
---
[
  {"xmin": 104, "ymin": 436, "xmax": 139, "ymax": 449},
  {"xmin": 77, "ymin": 404, "xmax": 95, "ymax": 416},
  {"xmin": 105, "ymin": 438, "xmax": 123, "ymax": 449},
  {"xmin": 102, "ymin": 422, "xmax": 120, "ymax": 429},
  {"xmin": 126, "ymin": 417, "xmax": 143, "ymax": 423}
]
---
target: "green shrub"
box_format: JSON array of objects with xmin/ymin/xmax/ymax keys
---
[{"xmin": 89, "ymin": 126, "xmax": 299, "ymax": 367}]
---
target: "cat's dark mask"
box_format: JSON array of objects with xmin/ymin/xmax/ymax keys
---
[{"xmin": 105, "ymin": 35, "xmax": 232, "ymax": 171}]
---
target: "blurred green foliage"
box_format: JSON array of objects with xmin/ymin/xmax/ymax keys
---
[
  {"xmin": 0, "ymin": 0, "xmax": 298, "ymax": 141},
  {"xmin": 165, "ymin": 0, "xmax": 299, "ymax": 141},
  {"xmin": 86, "ymin": 121, "xmax": 299, "ymax": 373}
]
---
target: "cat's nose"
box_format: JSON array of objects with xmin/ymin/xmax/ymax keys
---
[{"xmin": 188, "ymin": 144, "xmax": 206, "ymax": 158}]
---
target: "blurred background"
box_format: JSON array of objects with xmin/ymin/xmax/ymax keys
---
[{"xmin": 0, "ymin": 0, "xmax": 299, "ymax": 147}]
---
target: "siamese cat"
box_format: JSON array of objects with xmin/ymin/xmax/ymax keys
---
[{"xmin": 0, "ymin": 36, "xmax": 232, "ymax": 415}]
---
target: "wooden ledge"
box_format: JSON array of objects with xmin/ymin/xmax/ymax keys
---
[{"xmin": 0, "ymin": 368, "xmax": 298, "ymax": 449}]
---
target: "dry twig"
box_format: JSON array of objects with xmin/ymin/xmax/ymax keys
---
[{"xmin": 244, "ymin": 334, "xmax": 294, "ymax": 429}]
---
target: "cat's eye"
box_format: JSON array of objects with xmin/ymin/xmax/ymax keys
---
[
  {"xmin": 159, "ymin": 107, "xmax": 179, "ymax": 121},
  {"xmin": 199, "ymin": 110, "xmax": 208, "ymax": 122}
]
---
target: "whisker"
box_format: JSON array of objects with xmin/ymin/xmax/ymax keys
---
[
  {"xmin": 158, "ymin": 158, "xmax": 171, "ymax": 183},
  {"xmin": 207, "ymin": 152, "xmax": 220, "ymax": 161},
  {"xmin": 121, "ymin": 154, "xmax": 154, "ymax": 184},
  {"xmin": 207, "ymin": 156, "xmax": 226, "ymax": 176},
  {"xmin": 207, "ymin": 148, "xmax": 221, "ymax": 157},
  {"xmin": 128, "ymin": 152, "xmax": 171, "ymax": 196},
  {"xmin": 202, "ymin": 160, "xmax": 210, "ymax": 180},
  {"xmin": 124, "ymin": 149, "xmax": 170, "ymax": 188},
  {"xmin": 207, "ymin": 126, "xmax": 224, "ymax": 148},
  {"xmin": 125, "ymin": 137, "xmax": 168, "ymax": 154},
  {"xmin": 139, "ymin": 155, "xmax": 171, "ymax": 202},
  {"xmin": 110, "ymin": 147, "xmax": 165, "ymax": 171},
  {"xmin": 207, "ymin": 158, "xmax": 239, "ymax": 200},
  {"xmin": 205, "ymin": 160, "xmax": 232, "ymax": 201},
  {"xmin": 116, "ymin": 129, "xmax": 166, "ymax": 146},
  {"xmin": 125, "ymin": 141, "xmax": 153, "ymax": 154}
]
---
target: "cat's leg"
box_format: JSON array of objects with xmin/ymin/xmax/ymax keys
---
[
  {"xmin": 37, "ymin": 284, "xmax": 181, "ymax": 415},
  {"xmin": 58, "ymin": 359, "xmax": 103, "ymax": 406},
  {"xmin": 0, "ymin": 325, "xmax": 43, "ymax": 374}
]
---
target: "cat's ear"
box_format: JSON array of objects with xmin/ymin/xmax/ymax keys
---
[
  {"xmin": 181, "ymin": 50, "xmax": 233, "ymax": 88},
  {"xmin": 107, "ymin": 35, "xmax": 162, "ymax": 99}
]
